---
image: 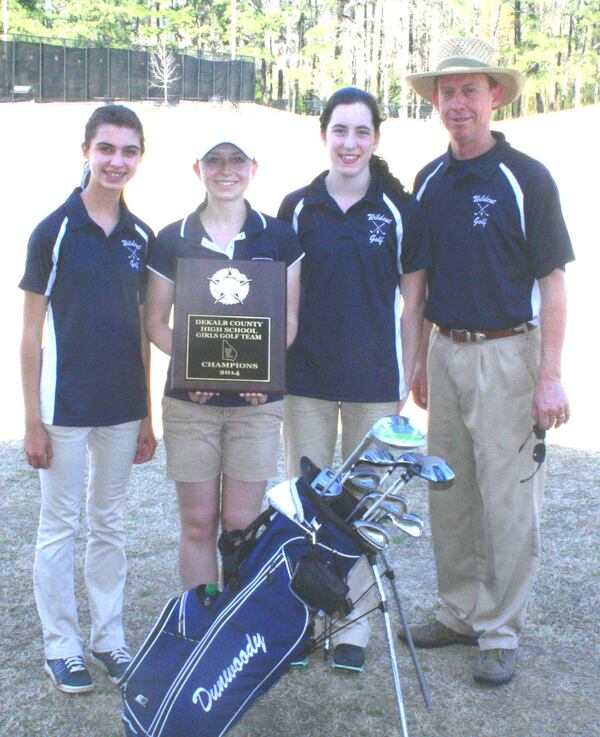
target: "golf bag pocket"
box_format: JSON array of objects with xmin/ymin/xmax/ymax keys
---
[
  {"xmin": 122, "ymin": 543, "xmax": 312, "ymax": 737},
  {"xmin": 290, "ymin": 554, "xmax": 351, "ymax": 615}
]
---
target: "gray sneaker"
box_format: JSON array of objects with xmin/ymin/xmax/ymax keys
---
[
  {"xmin": 473, "ymin": 648, "xmax": 517, "ymax": 685},
  {"xmin": 398, "ymin": 621, "xmax": 479, "ymax": 648}
]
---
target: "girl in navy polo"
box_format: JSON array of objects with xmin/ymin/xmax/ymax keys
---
[
  {"xmin": 278, "ymin": 87, "xmax": 430, "ymax": 670},
  {"xmin": 144, "ymin": 130, "xmax": 302, "ymax": 598},
  {"xmin": 20, "ymin": 105, "xmax": 156, "ymax": 693}
]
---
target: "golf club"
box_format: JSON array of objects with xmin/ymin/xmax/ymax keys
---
[
  {"xmin": 410, "ymin": 455, "xmax": 455, "ymax": 484},
  {"xmin": 344, "ymin": 468, "xmax": 381, "ymax": 494},
  {"xmin": 320, "ymin": 415, "xmax": 426, "ymax": 496},
  {"xmin": 351, "ymin": 519, "xmax": 390, "ymax": 552}
]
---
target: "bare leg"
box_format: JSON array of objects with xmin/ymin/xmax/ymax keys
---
[
  {"xmin": 176, "ymin": 478, "xmax": 220, "ymax": 590},
  {"xmin": 221, "ymin": 475, "xmax": 267, "ymax": 533}
]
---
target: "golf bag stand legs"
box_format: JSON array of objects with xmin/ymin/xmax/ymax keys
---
[
  {"xmin": 368, "ymin": 553, "xmax": 410, "ymax": 737},
  {"xmin": 379, "ymin": 549, "xmax": 432, "ymax": 711}
]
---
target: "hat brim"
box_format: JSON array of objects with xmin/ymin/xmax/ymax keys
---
[
  {"xmin": 197, "ymin": 139, "xmax": 255, "ymax": 161},
  {"xmin": 406, "ymin": 67, "xmax": 525, "ymax": 107}
]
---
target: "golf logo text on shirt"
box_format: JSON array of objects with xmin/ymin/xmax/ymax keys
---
[
  {"xmin": 472, "ymin": 195, "xmax": 497, "ymax": 229},
  {"xmin": 122, "ymin": 239, "xmax": 142, "ymax": 269},
  {"xmin": 208, "ymin": 267, "xmax": 252, "ymax": 305},
  {"xmin": 191, "ymin": 633, "xmax": 267, "ymax": 712},
  {"xmin": 367, "ymin": 212, "xmax": 392, "ymax": 245}
]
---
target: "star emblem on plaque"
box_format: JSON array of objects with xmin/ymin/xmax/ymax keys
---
[
  {"xmin": 171, "ymin": 259, "xmax": 287, "ymax": 393},
  {"xmin": 208, "ymin": 267, "xmax": 252, "ymax": 305}
]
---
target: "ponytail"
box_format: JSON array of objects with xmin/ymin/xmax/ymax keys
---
[{"xmin": 370, "ymin": 155, "xmax": 410, "ymax": 201}]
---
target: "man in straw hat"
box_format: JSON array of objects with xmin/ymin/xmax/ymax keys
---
[{"xmin": 401, "ymin": 37, "xmax": 574, "ymax": 685}]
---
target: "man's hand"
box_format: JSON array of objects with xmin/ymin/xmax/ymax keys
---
[
  {"xmin": 533, "ymin": 375, "xmax": 570, "ymax": 430},
  {"xmin": 134, "ymin": 417, "xmax": 157, "ymax": 464},
  {"xmin": 411, "ymin": 362, "xmax": 428, "ymax": 410}
]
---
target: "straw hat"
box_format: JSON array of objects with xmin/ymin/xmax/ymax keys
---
[{"xmin": 406, "ymin": 37, "xmax": 525, "ymax": 107}]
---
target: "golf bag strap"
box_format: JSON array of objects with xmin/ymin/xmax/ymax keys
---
[{"xmin": 218, "ymin": 507, "xmax": 274, "ymax": 589}]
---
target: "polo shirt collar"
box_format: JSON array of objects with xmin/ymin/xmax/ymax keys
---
[
  {"xmin": 180, "ymin": 199, "xmax": 266, "ymax": 258},
  {"xmin": 64, "ymin": 187, "xmax": 138, "ymax": 235},
  {"xmin": 304, "ymin": 168, "xmax": 384, "ymax": 207},
  {"xmin": 441, "ymin": 132, "xmax": 509, "ymax": 181}
]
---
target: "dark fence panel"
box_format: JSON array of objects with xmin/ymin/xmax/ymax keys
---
[
  {"xmin": 182, "ymin": 54, "xmax": 199, "ymax": 100},
  {"xmin": 0, "ymin": 36, "xmax": 255, "ymax": 103},
  {"xmin": 130, "ymin": 49, "xmax": 148, "ymax": 100},
  {"xmin": 109, "ymin": 48, "xmax": 130, "ymax": 100},
  {"xmin": 87, "ymin": 47, "xmax": 109, "ymax": 99},
  {"xmin": 13, "ymin": 40, "xmax": 40, "ymax": 98},
  {"xmin": 66, "ymin": 47, "xmax": 87, "ymax": 101},
  {"xmin": 41, "ymin": 43, "xmax": 64, "ymax": 100}
]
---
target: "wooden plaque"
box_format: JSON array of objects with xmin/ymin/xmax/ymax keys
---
[{"xmin": 170, "ymin": 258, "xmax": 287, "ymax": 393}]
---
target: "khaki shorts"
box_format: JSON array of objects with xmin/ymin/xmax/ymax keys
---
[{"xmin": 162, "ymin": 396, "xmax": 283, "ymax": 483}]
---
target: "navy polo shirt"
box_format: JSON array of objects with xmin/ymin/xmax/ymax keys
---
[
  {"xmin": 19, "ymin": 188, "xmax": 152, "ymax": 426},
  {"xmin": 148, "ymin": 201, "xmax": 304, "ymax": 407},
  {"xmin": 415, "ymin": 132, "xmax": 575, "ymax": 330},
  {"xmin": 278, "ymin": 170, "xmax": 430, "ymax": 402}
]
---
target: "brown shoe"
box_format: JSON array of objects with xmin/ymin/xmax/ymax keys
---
[
  {"xmin": 473, "ymin": 648, "xmax": 517, "ymax": 685},
  {"xmin": 398, "ymin": 621, "xmax": 479, "ymax": 648}
]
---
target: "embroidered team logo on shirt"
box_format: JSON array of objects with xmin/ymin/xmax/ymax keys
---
[
  {"xmin": 472, "ymin": 195, "xmax": 497, "ymax": 228},
  {"xmin": 367, "ymin": 212, "xmax": 392, "ymax": 245},
  {"xmin": 122, "ymin": 239, "xmax": 142, "ymax": 269}
]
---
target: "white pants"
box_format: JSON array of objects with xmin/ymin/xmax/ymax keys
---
[
  {"xmin": 284, "ymin": 396, "xmax": 398, "ymax": 648},
  {"xmin": 33, "ymin": 421, "xmax": 140, "ymax": 659}
]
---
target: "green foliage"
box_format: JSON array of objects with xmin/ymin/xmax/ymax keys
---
[{"xmin": 3, "ymin": 0, "xmax": 599, "ymax": 114}]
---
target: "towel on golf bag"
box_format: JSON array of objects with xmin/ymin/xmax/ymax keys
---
[{"xmin": 121, "ymin": 474, "xmax": 363, "ymax": 737}]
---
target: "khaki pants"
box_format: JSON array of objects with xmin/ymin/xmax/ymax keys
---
[
  {"xmin": 284, "ymin": 395, "xmax": 397, "ymax": 648},
  {"xmin": 34, "ymin": 421, "xmax": 141, "ymax": 659},
  {"xmin": 427, "ymin": 328, "xmax": 544, "ymax": 650}
]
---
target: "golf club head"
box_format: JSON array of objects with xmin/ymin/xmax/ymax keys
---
[
  {"xmin": 352, "ymin": 519, "xmax": 390, "ymax": 551},
  {"xmin": 371, "ymin": 498, "xmax": 408, "ymax": 523},
  {"xmin": 390, "ymin": 512, "xmax": 424, "ymax": 538},
  {"xmin": 370, "ymin": 415, "xmax": 426, "ymax": 451},
  {"xmin": 394, "ymin": 451, "xmax": 423, "ymax": 467},
  {"xmin": 310, "ymin": 466, "xmax": 343, "ymax": 497},
  {"xmin": 346, "ymin": 490, "xmax": 383, "ymax": 522},
  {"xmin": 411, "ymin": 456, "xmax": 455, "ymax": 483},
  {"xmin": 344, "ymin": 469, "xmax": 381, "ymax": 494},
  {"xmin": 355, "ymin": 448, "xmax": 396, "ymax": 468}
]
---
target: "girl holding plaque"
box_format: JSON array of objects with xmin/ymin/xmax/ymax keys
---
[
  {"xmin": 20, "ymin": 105, "xmax": 156, "ymax": 693},
  {"xmin": 145, "ymin": 130, "xmax": 302, "ymax": 597},
  {"xmin": 278, "ymin": 87, "xmax": 430, "ymax": 671}
]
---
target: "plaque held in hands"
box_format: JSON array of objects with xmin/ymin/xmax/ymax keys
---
[{"xmin": 170, "ymin": 258, "xmax": 287, "ymax": 393}]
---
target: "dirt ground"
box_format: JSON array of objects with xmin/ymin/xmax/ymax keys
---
[{"xmin": 1, "ymin": 437, "xmax": 598, "ymax": 737}]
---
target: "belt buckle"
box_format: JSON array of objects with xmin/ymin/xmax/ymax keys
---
[{"xmin": 449, "ymin": 329, "xmax": 485, "ymax": 345}]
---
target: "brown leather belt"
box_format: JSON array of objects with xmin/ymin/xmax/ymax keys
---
[{"xmin": 437, "ymin": 323, "xmax": 536, "ymax": 344}]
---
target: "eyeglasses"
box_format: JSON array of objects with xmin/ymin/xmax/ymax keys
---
[{"xmin": 519, "ymin": 425, "xmax": 546, "ymax": 483}]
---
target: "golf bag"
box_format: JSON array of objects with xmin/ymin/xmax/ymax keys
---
[{"xmin": 121, "ymin": 465, "xmax": 365, "ymax": 737}]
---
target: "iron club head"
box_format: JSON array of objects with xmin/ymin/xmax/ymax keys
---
[{"xmin": 352, "ymin": 519, "xmax": 390, "ymax": 551}]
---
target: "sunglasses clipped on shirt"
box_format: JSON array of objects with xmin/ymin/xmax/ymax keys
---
[{"xmin": 518, "ymin": 425, "xmax": 546, "ymax": 483}]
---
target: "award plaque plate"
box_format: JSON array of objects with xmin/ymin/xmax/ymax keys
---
[{"xmin": 170, "ymin": 258, "xmax": 287, "ymax": 393}]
